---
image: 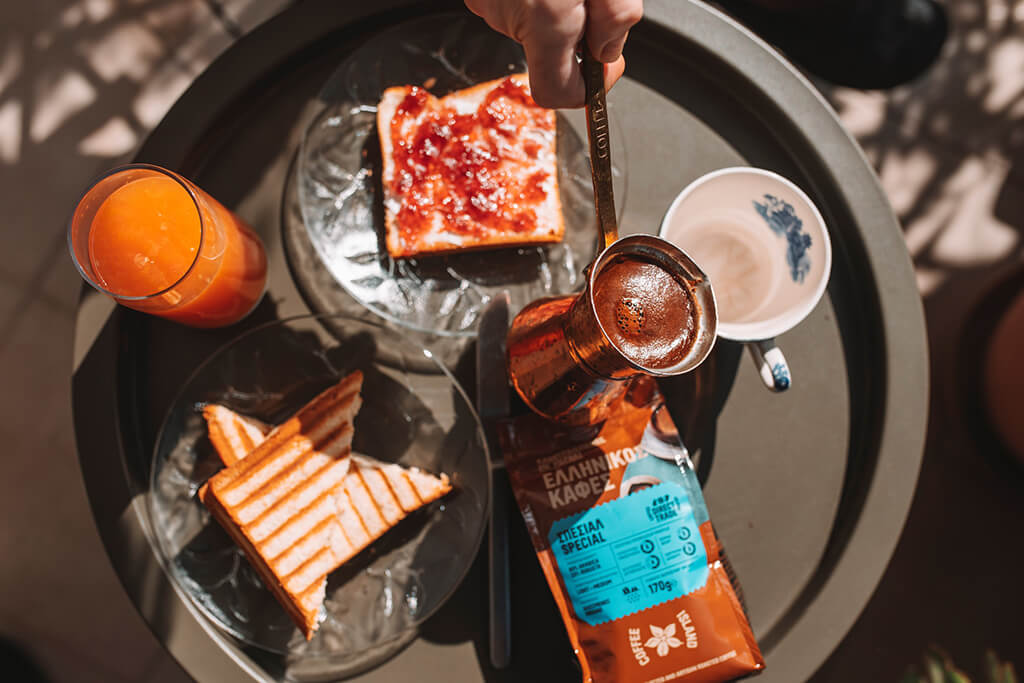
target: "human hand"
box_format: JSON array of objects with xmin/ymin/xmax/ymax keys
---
[{"xmin": 464, "ymin": 0, "xmax": 643, "ymax": 108}]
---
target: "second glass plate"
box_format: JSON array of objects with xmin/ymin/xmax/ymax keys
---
[
  {"xmin": 298, "ymin": 12, "xmax": 626, "ymax": 337},
  {"xmin": 148, "ymin": 315, "xmax": 489, "ymax": 679}
]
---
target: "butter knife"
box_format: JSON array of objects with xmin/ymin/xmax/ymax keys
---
[{"xmin": 476, "ymin": 292, "xmax": 512, "ymax": 669}]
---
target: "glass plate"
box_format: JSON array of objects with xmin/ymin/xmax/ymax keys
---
[
  {"xmin": 298, "ymin": 12, "xmax": 627, "ymax": 338},
  {"xmin": 148, "ymin": 315, "xmax": 489, "ymax": 678}
]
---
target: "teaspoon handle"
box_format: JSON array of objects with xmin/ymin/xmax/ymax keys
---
[{"xmin": 581, "ymin": 38, "xmax": 619, "ymax": 251}]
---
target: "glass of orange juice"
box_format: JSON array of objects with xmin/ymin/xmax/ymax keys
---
[{"xmin": 68, "ymin": 164, "xmax": 268, "ymax": 328}]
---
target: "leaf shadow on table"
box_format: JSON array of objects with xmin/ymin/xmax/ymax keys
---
[{"xmin": 804, "ymin": 0, "xmax": 1024, "ymax": 677}]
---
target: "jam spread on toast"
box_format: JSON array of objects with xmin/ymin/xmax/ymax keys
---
[{"xmin": 389, "ymin": 77, "xmax": 554, "ymax": 247}]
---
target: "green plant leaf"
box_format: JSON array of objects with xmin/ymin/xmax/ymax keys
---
[
  {"xmin": 921, "ymin": 647, "xmax": 971, "ymax": 683},
  {"xmin": 907, "ymin": 645, "xmax": 1019, "ymax": 683},
  {"xmin": 984, "ymin": 650, "xmax": 1019, "ymax": 683}
]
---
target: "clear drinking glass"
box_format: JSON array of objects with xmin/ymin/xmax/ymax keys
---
[{"xmin": 68, "ymin": 164, "xmax": 268, "ymax": 328}]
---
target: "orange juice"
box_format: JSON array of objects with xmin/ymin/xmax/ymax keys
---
[
  {"xmin": 70, "ymin": 165, "xmax": 267, "ymax": 328},
  {"xmin": 89, "ymin": 176, "xmax": 201, "ymax": 298}
]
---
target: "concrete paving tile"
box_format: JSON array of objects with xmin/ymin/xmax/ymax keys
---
[
  {"xmin": 0, "ymin": 389, "xmax": 180, "ymax": 682},
  {"xmin": 833, "ymin": 101, "xmax": 1022, "ymax": 298},
  {"xmin": 63, "ymin": 0, "xmax": 220, "ymax": 67},
  {"xmin": 129, "ymin": 61, "xmax": 196, "ymax": 131},
  {"xmin": 40, "ymin": 659, "xmax": 133, "ymax": 683},
  {"xmin": 0, "ymin": 0, "xmax": 231, "ymax": 670},
  {"xmin": 0, "ymin": 391, "xmax": 166, "ymax": 682},
  {"xmin": 76, "ymin": 17, "xmax": 166, "ymax": 85},
  {"xmin": 217, "ymin": 0, "xmax": 293, "ymax": 35},
  {"xmin": 837, "ymin": 0, "xmax": 1024, "ymax": 163},
  {"xmin": 0, "ymin": 159, "xmax": 91, "ymax": 289},
  {"xmin": 41, "ymin": 242, "xmax": 88, "ymax": 314},
  {"xmin": 0, "ymin": 296, "xmax": 74, "ymax": 431},
  {"xmin": 3, "ymin": 618, "xmax": 136, "ymax": 683},
  {"xmin": 909, "ymin": 153, "xmax": 1017, "ymax": 257},
  {"xmin": 142, "ymin": 0, "xmax": 234, "ymax": 77},
  {"xmin": 0, "ymin": 0, "xmax": 234, "ymax": 290},
  {"xmin": 0, "ymin": 277, "xmax": 20, "ymax": 326}
]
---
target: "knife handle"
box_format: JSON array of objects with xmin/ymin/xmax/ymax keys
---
[{"xmin": 489, "ymin": 466, "xmax": 512, "ymax": 668}]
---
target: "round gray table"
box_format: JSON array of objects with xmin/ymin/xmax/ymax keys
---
[{"xmin": 71, "ymin": 1, "xmax": 929, "ymax": 681}]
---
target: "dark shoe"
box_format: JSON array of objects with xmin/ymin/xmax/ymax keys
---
[{"xmin": 714, "ymin": 0, "xmax": 949, "ymax": 90}]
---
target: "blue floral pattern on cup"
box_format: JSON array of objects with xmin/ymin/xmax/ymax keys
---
[
  {"xmin": 754, "ymin": 194, "xmax": 812, "ymax": 284},
  {"xmin": 771, "ymin": 362, "xmax": 791, "ymax": 390}
]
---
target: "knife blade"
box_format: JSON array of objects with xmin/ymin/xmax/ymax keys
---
[{"xmin": 475, "ymin": 292, "xmax": 512, "ymax": 669}]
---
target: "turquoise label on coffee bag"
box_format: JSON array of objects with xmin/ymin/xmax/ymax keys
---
[{"xmin": 548, "ymin": 482, "xmax": 708, "ymax": 626}]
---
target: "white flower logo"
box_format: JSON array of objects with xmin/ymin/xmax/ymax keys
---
[{"xmin": 644, "ymin": 623, "xmax": 683, "ymax": 657}]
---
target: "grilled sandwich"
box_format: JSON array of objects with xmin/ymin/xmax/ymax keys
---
[
  {"xmin": 201, "ymin": 377, "xmax": 452, "ymax": 638},
  {"xmin": 200, "ymin": 372, "xmax": 363, "ymax": 639},
  {"xmin": 203, "ymin": 404, "xmax": 270, "ymax": 467}
]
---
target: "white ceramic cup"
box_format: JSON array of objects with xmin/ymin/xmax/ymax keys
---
[{"xmin": 660, "ymin": 167, "xmax": 832, "ymax": 392}]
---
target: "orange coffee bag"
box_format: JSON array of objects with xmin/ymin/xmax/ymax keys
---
[{"xmin": 499, "ymin": 380, "xmax": 764, "ymax": 682}]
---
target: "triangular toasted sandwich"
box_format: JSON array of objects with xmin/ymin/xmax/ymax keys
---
[
  {"xmin": 200, "ymin": 372, "xmax": 363, "ymax": 639},
  {"xmin": 201, "ymin": 378, "xmax": 452, "ymax": 638}
]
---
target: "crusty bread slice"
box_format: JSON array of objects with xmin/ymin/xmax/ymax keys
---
[
  {"xmin": 203, "ymin": 404, "xmax": 271, "ymax": 467},
  {"xmin": 376, "ymin": 73, "xmax": 563, "ymax": 259},
  {"xmin": 201, "ymin": 396, "xmax": 453, "ymax": 638},
  {"xmin": 200, "ymin": 372, "xmax": 363, "ymax": 639},
  {"xmin": 334, "ymin": 454, "xmax": 451, "ymax": 563}
]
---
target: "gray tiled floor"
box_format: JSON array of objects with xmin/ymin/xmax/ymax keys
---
[
  {"xmin": 1, "ymin": 0, "xmax": 1020, "ymax": 681},
  {"xmin": 0, "ymin": 2, "xmax": 253, "ymax": 681}
]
